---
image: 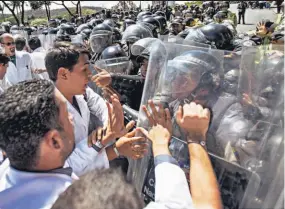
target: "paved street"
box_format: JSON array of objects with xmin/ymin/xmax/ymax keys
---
[{"xmin": 230, "ymin": 3, "xmax": 278, "ymax": 33}]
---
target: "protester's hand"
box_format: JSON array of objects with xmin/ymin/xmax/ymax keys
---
[
  {"xmin": 115, "ymin": 129, "xmax": 148, "ymax": 160},
  {"xmin": 176, "ymin": 102, "xmax": 210, "ymax": 139},
  {"xmin": 90, "ymin": 66, "xmax": 112, "ymax": 88},
  {"xmin": 137, "ymin": 125, "xmax": 171, "ymax": 156},
  {"xmin": 33, "ymin": 68, "xmax": 47, "ymax": 74},
  {"xmin": 142, "ymin": 100, "xmax": 172, "ymax": 136},
  {"xmin": 87, "ymin": 95, "xmax": 135, "ymax": 147}
]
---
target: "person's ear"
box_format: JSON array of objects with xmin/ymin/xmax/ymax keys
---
[
  {"xmin": 58, "ymin": 67, "xmax": 69, "ymax": 80},
  {"xmin": 44, "ymin": 129, "xmax": 64, "ymax": 151}
]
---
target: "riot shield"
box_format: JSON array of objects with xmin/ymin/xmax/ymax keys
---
[
  {"xmin": 94, "ymin": 57, "xmax": 131, "ymax": 74},
  {"xmin": 38, "ymin": 34, "xmax": 57, "ymax": 50},
  {"xmin": 126, "ymin": 42, "xmax": 282, "ymax": 208},
  {"xmin": 236, "ymin": 46, "xmax": 284, "ymax": 208}
]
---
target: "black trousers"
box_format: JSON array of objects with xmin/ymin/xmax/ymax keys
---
[{"xmin": 238, "ymin": 12, "xmax": 245, "ymax": 24}]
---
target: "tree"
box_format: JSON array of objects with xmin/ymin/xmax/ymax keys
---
[
  {"xmin": 71, "ymin": 1, "xmax": 81, "ymax": 16},
  {"xmin": 44, "ymin": 1, "xmax": 51, "ymax": 20},
  {"xmin": 1, "ymin": 1, "xmax": 20, "ymax": 25},
  {"xmin": 29, "ymin": 1, "xmax": 44, "ymax": 10},
  {"xmin": 52, "ymin": 1, "xmax": 75, "ymax": 17}
]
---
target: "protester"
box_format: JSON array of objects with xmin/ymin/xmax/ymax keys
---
[
  {"xmin": 237, "ymin": 1, "xmax": 247, "ymax": 24},
  {"xmin": 28, "ymin": 37, "xmax": 49, "ymax": 80},
  {"xmin": 0, "ymin": 53, "xmax": 9, "ymax": 94},
  {"xmin": 0, "ymin": 33, "xmax": 32, "ymax": 88}
]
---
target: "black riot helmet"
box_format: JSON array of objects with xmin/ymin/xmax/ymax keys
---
[
  {"xmin": 58, "ymin": 23, "xmax": 76, "ymax": 35},
  {"xmin": 103, "ymin": 19, "xmax": 116, "ymax": 28},
  {"xmin": 48, "ymin": 27, "xmax": 59, "ymax": 35},
  {"xmin": 140, "ymin": 16, "xmax": 161, "ymax": 37},
  {"xmin": 137, "ymin": 11, "xmax": 152, "ymax": 22},
  {"xmin": 80, "ymin": 28, "xmax": 92, "ymax": 40},
  {"xmin": 89, "ymin": 23, "xmax": 113, "ymax": 54},
  {"xmin": 154, "ymin": 15, "xmax": 167, "ymax": 32},
  {"xmin": 214, "ymin": 11, "xmax": 228, "ymax": 23},
  {"xmin": 91, "ymin": 23, "xmax": 113, "ymax": 34},
  {"xmin": 123, "ymin": 19, "xmax": 136, "ymax": 31},
  {"xmin": 76, "ymin": 17, "xmax": 84, "ymax": 26},
  {"xmin": 155, "ymin": 11, "xmax": 165, "ymax": 17},
  {"xmin": 185, "ymin": 23, "xmax": 234, "ymax": 50},
  {"xmin": 76, "ymin": 23, "xmax": 90, "ymax": 34},
  {"xmin": 101, "ymin": 45, "xmax": 127, "ymax": 59},
  {"xmin": 48, "ymin": 19, "xmax": 57, "ymax": 28},
  {"xmin": 122, "ymin": 24, "xmax": 153, "ymax": 44},
  {"xmin": 112, "ymin": 27, "xmax": 122, "ymax": 43},
  {"xmin": 167, "ymin": 50, "xmax": 221, "ymax": 100},
  {"xmin": 89, "ymin": 18, "xmax": 104, "ymax": 28},
  {"xmin": 60, "ymin": 18, "xmax": 68, "ymax": 24},
  {"xmin": 183, "ymin": 17, "xmax": 196, "ymax": 27}
]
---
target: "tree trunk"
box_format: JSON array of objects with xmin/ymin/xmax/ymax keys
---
[
  {"xmin": 1, "ymin": 1, "xmax": 20, "ymax": 25},
  {"xmin": 61, "ymin": 1, "xmax": 75, "ymax": 17},
  {"xmin": 79, "ymin": 1, "xmax": 82, "ymax": 16},
  {"xmin": 21, "ymin": 1, "xmax": 25, "ymax": 24},
  {"xmin": 44, "ymin": 3, "xmax": 50, "ymax": 20}
]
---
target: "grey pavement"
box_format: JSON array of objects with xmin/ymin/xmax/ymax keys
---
[{"xmin": 230, "ymin": 3, "xmax": 278, "ymax": 33}]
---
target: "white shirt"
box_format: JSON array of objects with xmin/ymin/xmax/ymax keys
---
[
  {"xmin": 144, "ymin": 158, "xmax": 194, "ymax": 209},
  {"xmin": 3, "ymin": 51, "xmax": 32, "ymax": 88},
  {"xmin": 0, "ymin": 160, "xmax": 78, "ymax": 209},
  {"xmin": 30, "ymin": 47, "xmax": 50, "ymax": 80},
  {"xmin": 64, "ymin": 87, "xmax": 109, "ymax": 176}
]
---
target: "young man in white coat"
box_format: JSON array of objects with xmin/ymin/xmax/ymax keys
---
[
  {"xmin": 0, "ymin": 33, "xmax": 32, "ymax": 88},
  {"xmin": 45, "ymin": 44, "xmax": 148, "ymax": 176},
  {"xmin": 0, "ymin": 79, "xmax": 78, "ymax": 209},
  {"xmin": 28, "ymin": 36, "xmax": 50, "ymax": 80}
]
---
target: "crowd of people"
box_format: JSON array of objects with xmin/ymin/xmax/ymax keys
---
[{"xmin": 0, "ymin": 1, "xmax": 284, "ymax": 209}]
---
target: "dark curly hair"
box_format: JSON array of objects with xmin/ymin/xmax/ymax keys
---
[
  {"xmin": 0, "ymin": 79, "xmax": 61, "ymax": 170},
  {"xmin": 52, "ymin": 168, "xmax": 144, "ymax": 209}
]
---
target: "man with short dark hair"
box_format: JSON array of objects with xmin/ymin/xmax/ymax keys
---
[
  {"xmin": 45, "ymin": 44, "xmax": 148, "ymax": 176},
  {"xmin": 0, "ymin": 53, "xmax": 9, "ymax": 93},
  {"xmin": 14, "ymin": 35, "xmax": 27, "ymax": 51},
  {"xmin": 0, "ymin": 79, "xmax": 77, "ymax": 208},
  {"xmin": 28, "ymin": 36, "xmax": 49, "ymax": 80}
]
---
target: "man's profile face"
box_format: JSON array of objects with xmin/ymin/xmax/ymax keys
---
[
  {"xmin": 66, "ymin": 53, "xmax": 91, "ymax": 95},
  {"xmin": 1, "ymin": 36, "xmax": 15, "ymax": 56},
  {"xmin": 54, "ymin": 89, "xmax": 75, "ymax": 160},
  {"xmin": 0, "ymin": 62, "xmax": 9, "ymax": 80}
]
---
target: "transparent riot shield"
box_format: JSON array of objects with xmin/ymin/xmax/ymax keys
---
[
  {"xmin": 38, "ymin": 34, "xmax": 56, "ymax": 50},
  {"xmin": 94, "ymin": 57, "xmax": 131, "ymax": 74},
  {"xmin": 127, "ymin": 42, "xmax": 274, "ymax": 209},
  {"xmin": 236, "ymin": 46, "xmax": 284, "ymax": 208}
]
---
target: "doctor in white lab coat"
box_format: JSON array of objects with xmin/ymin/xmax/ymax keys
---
[
  {"xmin": 28, "ymin": 36, "xmax": 50, "ymax": 80},
  {"xmin": 0, "ymin": 33, "xmax": 32, "ymax": 88},
  {"xmin": 0, "ymin": 80, "xmax": 79, "ymax": 209},
  {"xmin": 45, "ymin": 44, "xmax": 148, "ymax": 177}
]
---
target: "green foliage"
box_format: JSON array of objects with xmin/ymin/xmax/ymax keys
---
[
  {"xmin": 30, "ymin": 18, "xmax": 48, "ymax": 26},
  {"xmin": 0, "ymin": 16, "xmax": 17, "ymax": 24},
  {"xmin": 82, "ymin": 8, "xmax": 96, "ymax": 16},
  {"xmin": 29, "ymin": 1, "xmax": 44, "ymax": 10},
  {"xmin": 184, "ymin": 1, "xmax": 203, "ymax": 8}
]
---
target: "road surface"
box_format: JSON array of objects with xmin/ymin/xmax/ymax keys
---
[{"xmin": 230, "ymin": 3, "xmax": 278, "ymax": 33}]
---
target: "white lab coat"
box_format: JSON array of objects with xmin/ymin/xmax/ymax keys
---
[
  {"xmin": 145, "ymin": 162, "xmax": 194, "ymax": 209},
  {"xmin": 30, "ymin": 47, "xmax": 50, "ymax": 80},
  {"xmin": 3, "ymin": 51, "xmax": 32, "ymax": 87},
  {"xmin": 0, "ymin": 160, "xmax": 78, "ymax": 209},
  {"xmin": 64, "ymin": 87, "xmax": 109, "ymax": 176}
]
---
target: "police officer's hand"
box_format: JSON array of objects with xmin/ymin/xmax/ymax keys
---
[
  {"xmin": 91, "ymin": 66, "xmax": 112, "ymax": 88},
  {"xmin": 115, "ymin": 129, "xmax": 148, "ymax": 160},
  {"xmin": 142, "ymin": 100, "xmax": 172, "ymax": 136},
  {"xmin": 176, "ymin": 102, "xmax": 210, "ymax": 139}
]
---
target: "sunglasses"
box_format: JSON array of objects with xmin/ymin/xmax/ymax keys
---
[{"xmin": 2, "ymin": 42, "xmax": 15, "ymax": 46}]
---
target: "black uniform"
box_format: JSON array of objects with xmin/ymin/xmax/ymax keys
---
[{"xmin": 237, "ymin": 2, "xmax": 246, "ymax": 24}]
